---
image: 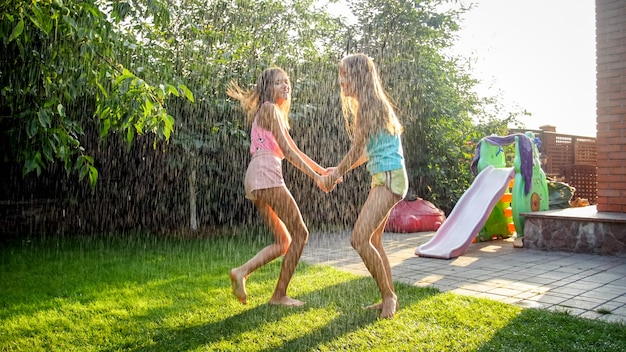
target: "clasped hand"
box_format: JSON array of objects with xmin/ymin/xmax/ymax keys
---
[{"xmin": 317, "ymin": 167, "xmax": 342, "ymax": 193}]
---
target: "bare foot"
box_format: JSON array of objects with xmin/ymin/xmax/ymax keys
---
[
  {"xmin": 229, "ymin": 269, "xmax": 247, "ymax": 305},
  {"xmin": 269, "ymin": 295, "xmax": 306, "ymax": 307},
  {"xmin": 364, "ymin": 299, "xmax": 399, "ymax": 311},
  {"xmin": 365, "ymin": 302, "xmax": 383, "ymax": 310},
  {"xmin": 380, "ymin": 295, "xmax": 398, "ymax": 319}
]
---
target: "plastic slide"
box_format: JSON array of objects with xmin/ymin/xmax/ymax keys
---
[{"xmin": 415, "ymin": 165, "xmax": 515, "ymax": 259}]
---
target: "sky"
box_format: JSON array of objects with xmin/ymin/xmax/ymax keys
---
[
  {"xmin": 325, "ymin": 0, "xmax": 597, "ymax": 137},
  {"xmin": 452, "ymin": 0, "xmax": 597, "ymax": 137}
]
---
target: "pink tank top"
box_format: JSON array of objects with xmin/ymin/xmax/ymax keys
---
[{"xmin": 249, "ymin": 105, "xmax": 285, "ymax": 159}]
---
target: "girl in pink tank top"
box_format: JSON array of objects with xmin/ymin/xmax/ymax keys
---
[{"xmin": 226, "ymin": 67, "xmax": 335, "ymax": 307}]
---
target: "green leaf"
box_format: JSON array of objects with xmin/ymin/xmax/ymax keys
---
[
  {"xmin": 37, "ymin": 110, "xmax": 51, "ymax": 128},
  {"xmin": 100, "ymin": 118, "xmax": 111, "ymax": 138},
  {"xmin": 43, "ymin": 99, "xmax": 55, "ymax": 108},
  {"xmin": 29, "ymin": 5, "xmax": 49, "ymax": 35},
  {"xmin": 99, "ymin": 106, "xmax": 111, "ymax": 120},
  {"xmin": 162, "ymin": 114, "xmax": 174, "ymax": 140},
  {"xmin": 179, "ymin": 85, "xmax": 195, "ymax": 103},
  {"xmin": 143, "ymin": 98, "xmax": 154, "ymax": 117},
  {"xmin": 88, "ymin": 165, "xmax": 98, "ymax": 190},
  {"xmin": 57, "ymin": 104, "xmax": 66, "ymax": 117},
  {"xmin": 114, "ymin": 69, "xmax": 134, "ymax": 86},
  {"xmin": 96, "ymin": 82, "xmax": 108, "ymax": 97},
  {"xmin": 78, "ymin": 164, "xmax": 88, "ymax": 181},
  {"xmin": 126, "ymin": 127, "xmax": 135, "ymax": 145},
  {"xmin": 8, "ymin": 19, "xmax": 24, "ymax": 42},
  {"xmin": 26, "ymin": 118, "xmax": 38, "ymax": 138},
  {"xmin": 166, "ymin": 84, "xmax": 179, "ymax": 97}
]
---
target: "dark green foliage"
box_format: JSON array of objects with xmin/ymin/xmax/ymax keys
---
[
  {"xmin": 0, "ymin": 0, "xmax": 193, "ymax": 189},
  {"xmin": 1, "ymin": 0, "xmax": 527, "ymax": 232}
]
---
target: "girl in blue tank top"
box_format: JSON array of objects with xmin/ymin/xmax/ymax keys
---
[{"xmin": 319, "ymin": 53, "xmax": 408, "ymax": 319}]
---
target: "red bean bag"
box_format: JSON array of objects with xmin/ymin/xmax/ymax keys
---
[{"xmin": 385, "ymin": 198, "xmax": 446, "ymax": 233}]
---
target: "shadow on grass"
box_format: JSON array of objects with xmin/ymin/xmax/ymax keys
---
[
  {"xmin": 2, "ymin": 233, "xmax": 439, "ymax": 351},
  {"xmin": 136, "ymin": 278, "xmax": 438, "ymax": 352}
]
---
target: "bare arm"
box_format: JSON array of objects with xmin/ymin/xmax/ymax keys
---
[
  {"xmin": 282, "ymin": 127, "xmax": 327, "ymax": 174},
  {"xmin": 318, "ymin": 134, "xmax": 368, "ymax": 192},
  {"xmin": 336, "ymin": 134, "xmax": 368, "ymax": 177},
  {"xmin": 346, "ymin": 152, "xmax": 368, "ymax": 173}
]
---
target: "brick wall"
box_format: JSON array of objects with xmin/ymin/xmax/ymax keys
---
[{"xmin": 596, "ymin": 0, "xmax": 626, "ymax": 213}]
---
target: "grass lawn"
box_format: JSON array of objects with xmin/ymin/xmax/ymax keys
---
[{"xmin": 1, "ymin": 228, "xmax": 625, "ymax": 351}]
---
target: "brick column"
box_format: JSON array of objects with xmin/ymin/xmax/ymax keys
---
[{"xmin": 596, "ymin": 0, "xmax": 626, "ymax": 213}]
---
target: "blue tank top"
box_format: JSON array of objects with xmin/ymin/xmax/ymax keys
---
[{"xmin": 366, "ymin": 130, "xmax": 405, "ymax": 175}]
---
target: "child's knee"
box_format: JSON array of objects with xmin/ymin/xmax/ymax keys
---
[
  {"xmin": 280, "ymin": 239, "xmax": 292, "ymax": 255},
  {"xmin": 291, "ymin": 227, "xmax": 309, "ymax": 246},
  {"xmin": 350, "ymin": 235, "xmax": 367, "ymax": 252}
]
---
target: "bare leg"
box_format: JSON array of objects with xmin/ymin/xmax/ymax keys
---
[
  {"xmin": 230, "ymin": 195, "xmax": 291, "ymax": 304},
  {"xmin": 256, "ymin": 187, "xmax": 309, "ymax": 306},
  {"xmin": 364, "ymin": 212, "xmax": 399, "ymax": 311},
  {"xmin": 351, "ymin": 186, "xmax": 401, "ymax": 318}
]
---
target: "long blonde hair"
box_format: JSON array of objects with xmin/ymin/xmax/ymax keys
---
[
  {"xmin": 226, "ymin": 67, "xmax": 291, "ymax": 129},
  {"xmin": 339, "ymin": 53, "xmax": 402, "ymax": 141}
]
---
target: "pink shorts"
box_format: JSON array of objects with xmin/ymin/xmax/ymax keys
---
[{"xmin": 244, "ymin": 152, "xmax": 285, "ymax": 200}]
